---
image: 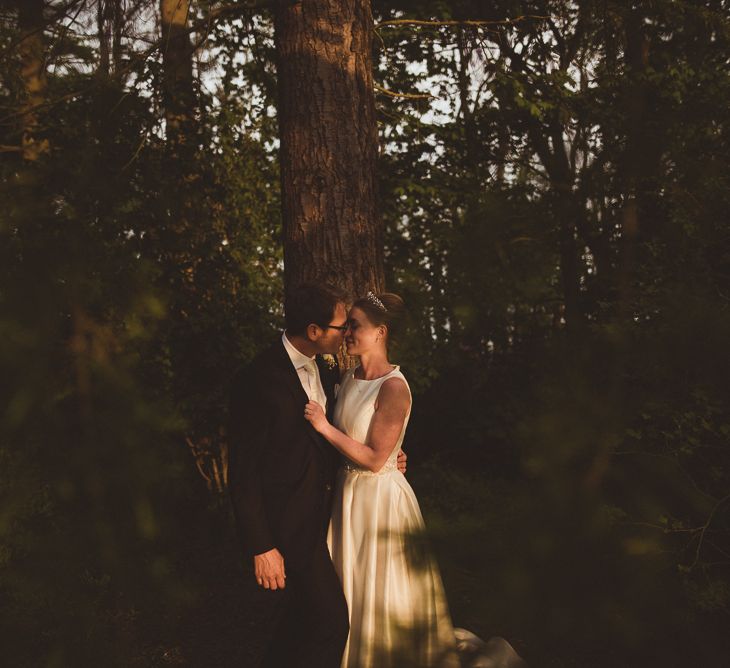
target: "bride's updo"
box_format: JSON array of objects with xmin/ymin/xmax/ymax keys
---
[{"xmin": 352, "ymin": 292, "xmax": 406, "ymax": 344}]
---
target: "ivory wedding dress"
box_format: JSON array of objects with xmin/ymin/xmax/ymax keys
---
[
  {"xmin": 327, "ymin": 365, "xmax": 459, "ymax": 668},
  {"xmin": 326, "ymin": 365, "xmax": 528, "ymax": 668}
]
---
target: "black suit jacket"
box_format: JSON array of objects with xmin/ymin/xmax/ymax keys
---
[{"xmin": 228, "ymin": 339, "xmax": 340, "ymax": 572}]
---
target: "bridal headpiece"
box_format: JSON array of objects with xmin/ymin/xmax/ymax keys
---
[{"xmin": 366, "ymin": 291, "xmax": 387, "ymax": 312}]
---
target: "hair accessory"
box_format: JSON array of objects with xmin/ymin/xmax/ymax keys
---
[{"xmin": 366, "ymin": 291, "xmax": 387, "ymax": 312}]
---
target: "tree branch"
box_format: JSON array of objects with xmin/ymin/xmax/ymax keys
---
[
  {"xmin": 375, "ymin": 16, "xmax": 548, "ymax": 30},
  {"xmin": 374, "ymin": 84, "xmax": 434, "ymax": 100},
  {"xmin": 688, "ymin": 493, "xmax": 730, "ymax": 570}
]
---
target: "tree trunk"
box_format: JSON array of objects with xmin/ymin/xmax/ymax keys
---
[
  {"xmin": 157, "ymin": 0, "xmax": 198, "ymax": 277},
  {"xmin": 160, "ymin": 0, "xmax": 195, "ymax": 149},
  {"xmin": 112, "ymin": 0, "xmax": 124, "ymax": 75},
  {"xmin": 550, "ymin": 121, "xmax": 582, "ymax": 340},
  {"xmin": 17, "ymin": 0, "xmax": 48, "ymax": 161},
  {"xmin": 618, "ymin": 8, "xmax": 651, "ymax": 324},
  {"xmin": 274, "ymin": 0, "xmax": 384, "ymax": 301},
  {"xmin": 158, "ymin": 0, "xmax": 219, "ymax": 484},
  {"xmin": 525, "ymin": 114, "xmax": 583, "ymax": 339},
  {"xmin": 456, "ymin": 28, "xmax": 478, "ymax": 178},
  {"xmin": 98, "ymin": 0, "xmax": 111, "ymax": 77}
]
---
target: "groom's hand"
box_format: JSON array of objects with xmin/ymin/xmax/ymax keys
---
[
  {"xmin": 253, "ymin": 547, "xmax": 286, "ymax": 590},
  {"xmin": 397, "ymin": 449, "xmax": 407, "ymax": 474}
]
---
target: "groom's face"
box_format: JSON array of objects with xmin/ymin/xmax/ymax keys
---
[{"xmin": 314, "ymin": 301, "xmax": 348, "ymax": 355}]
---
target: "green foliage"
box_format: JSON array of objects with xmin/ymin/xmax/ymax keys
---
[
  {"xmin": 1, "ymin": 0, "xmax": 729, "ymax": 665},
  {"xmin": 373, "ymin": 1, "xmax": 730, "ymax": 664},
  {"xmin": 0, "ymin": 2, "xmax": 282, "ymax": 663}
]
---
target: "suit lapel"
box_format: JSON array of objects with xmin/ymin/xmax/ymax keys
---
[
  {"xmin": 315, "ymin": 355, "xmax": 338, "ymax": 422},
  {"xmin": 271, "ymin": 340, "xmax": 309, "ymax": 403},
  {"xmin": 270, "ymin": 339, "xmax": 329, "ymax": 452}
]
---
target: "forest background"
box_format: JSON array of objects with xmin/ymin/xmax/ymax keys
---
[{"xmin": 1, "ymin": 1, "xmax": 729, "ymax": 666}]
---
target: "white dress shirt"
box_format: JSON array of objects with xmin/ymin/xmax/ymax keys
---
[{"xmin": 282, "ymin": 331, "xmax": 327, "ymax": 410}]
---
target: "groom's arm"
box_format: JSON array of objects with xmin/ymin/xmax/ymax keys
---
[{"xmin": 228, "ymin": 368, "xmax": 276, "ymax": 559}]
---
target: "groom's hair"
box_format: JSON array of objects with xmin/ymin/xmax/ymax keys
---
[{"xmin": 285, "ymin": 282, "xmax": 348, "ymax": 336}]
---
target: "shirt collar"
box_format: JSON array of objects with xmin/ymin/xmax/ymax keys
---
[{"xmin": 282, "ymin": 331, "xmax": 316, "ymax": 371}]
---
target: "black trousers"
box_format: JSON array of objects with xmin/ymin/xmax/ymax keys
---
[{"xmin": 241, "ymin": 541, "xmax": 349, "ymax": 668}]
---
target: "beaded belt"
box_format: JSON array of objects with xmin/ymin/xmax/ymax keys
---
[{"xmin": 342, "ymin": 459, "xmax": 398, "ymax": 477}]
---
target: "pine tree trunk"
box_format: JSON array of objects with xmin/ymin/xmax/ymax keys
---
[
  {"xmin": 157, "ymin": 0, "xmax": 198, "ymax": 278},
  {"xmin": 274, "ymin": 0, "xmax": 384, "ymax": 301},
  {"xmin": 17, "ymin": 0, "xmax": 48, "ymax": 161},
  {"xmin": 618, "ymin": 8, "xmax": 651, "ymax": 324},
  {"xmin": 158, "ymin": 1, "xmax": 212, "ymax": 484},
  {"xmin": 112, "ymin": 0, "xmax": 124, "ymax": 75},
  {"xmin": 160, "ymin": 0, "xmax": 195, "ymax": 150},
  {"xmin": 98, "ymin": 0, "xmax": 111, "ymax": 77}
]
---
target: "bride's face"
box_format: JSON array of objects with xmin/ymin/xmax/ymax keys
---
[{"xmin": 345, "ymin": 306, "xmax": 384, "ymax": 356}]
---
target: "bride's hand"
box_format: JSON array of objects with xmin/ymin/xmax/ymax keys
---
[{"xmin": 304, "ymin": 400, "xmax": 328, "ymax": 433}]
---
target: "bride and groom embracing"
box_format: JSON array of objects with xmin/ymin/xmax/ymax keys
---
[{"xmin": 228, "ymin": 283, "xmax": 526, "ymax": 668}]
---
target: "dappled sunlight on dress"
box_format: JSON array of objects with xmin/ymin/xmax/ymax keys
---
[
  {"xmin": 326, "ymin": 365, "xmax": 528, "ymax": 668},
  {"xmin": 327, "ymin": 365, "xmax": 459, "ymax": 668}
]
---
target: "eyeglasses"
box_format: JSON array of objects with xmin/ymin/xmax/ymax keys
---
[{"xmin": 323, "ymin": 323, "xmax": 349, "ymax": 332}]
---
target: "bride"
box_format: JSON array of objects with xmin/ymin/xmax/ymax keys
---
[{"xmin": 304, "ymin": 292, "xmax": 526, "ymax": 668}]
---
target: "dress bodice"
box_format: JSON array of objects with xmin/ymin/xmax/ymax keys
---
[{"xmin": 332, "ymin": 365, "xmax": 411, "ymax": 475}]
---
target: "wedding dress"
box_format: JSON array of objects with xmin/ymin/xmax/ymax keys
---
[{"xmin": 327, "ymin": 366, "xmax": 527, "ymax": 668}]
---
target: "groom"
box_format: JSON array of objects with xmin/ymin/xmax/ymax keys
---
[{"xmin": 228, "ymin": 282, "xmax": 406, "ymax": 668}]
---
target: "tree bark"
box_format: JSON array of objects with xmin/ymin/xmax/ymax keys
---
[
  {"xmin": 550, "ymin": 119, "xmax": 582, "ymax": 339},
  {"xmin": 274, "ymin": 0, "xmax": 384, "ymax": 301},
  {"xmin": 112, "ymin": 0, "xmax": 124, "ymax": 75},
  {"xmin": 159, "ymin": 0, "xmax": 214, "ymax": 485},
  {"xmin": 524, "ymin": 113, "xmax": 584, "ymax": 338},
  {"xmin": 98, "ymin": 0, "xmax": 111, "ymax": 77},
  {"xmin": 17, "ymin": 0, "xmax": 48, "ymax": 161},
  {"xmin": 618, "ymin": 7, "xmax": 651, "ymax": 324},
  {"xmin": 157, "ymin": 0, "xmax": 198, "ymax": 273},
  {"xmin": 456, "ymin": 28, "xmax": 479, "ymax": 178},
  {"xmin": 160, "ymin": 0, "xmax": 195, "ymax": 149}
]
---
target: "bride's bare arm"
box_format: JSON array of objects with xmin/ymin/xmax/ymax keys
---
[{"xmin": 304, "ymin": 378, "xmax": 410, "ymax": 473}]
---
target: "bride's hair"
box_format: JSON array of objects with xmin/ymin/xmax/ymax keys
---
[{"xmin": 352, "ymin": 292, "xmax": 406, "ymax": 343}]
